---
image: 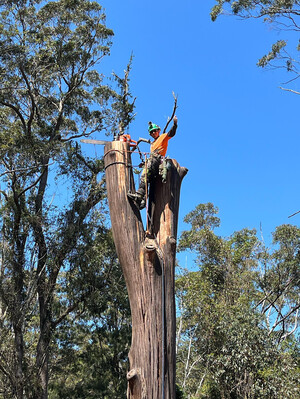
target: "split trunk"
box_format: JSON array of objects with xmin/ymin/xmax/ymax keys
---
[{"xmin": 104, "ymin": 141, "xmax": 187, "ymax": 398}]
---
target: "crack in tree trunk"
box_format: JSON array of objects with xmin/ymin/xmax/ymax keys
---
[{"xmin": 104, "ymin": 141, "xmax": 187, "ymax": 398}]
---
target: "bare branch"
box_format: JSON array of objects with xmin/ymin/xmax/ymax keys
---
[
  {"xmin": 288, "ymin": 209, "xmax": 300, "ymax": 218},
  {"xmin": 52, "ymin": 301, "xmax": 81, "ymax": 328},
  {"xmin": 18, "ymin": 64, "xmax": 36, "ymax": 136},
  {"xmin": 281, "ymin": 307, "xmax": 299, "ymax": 340},
  {"xmin": 0, "ymin": 101, "xmax": 27, "ymax": 133},
  {"xmin": 163, "ymin": 92, "xmax": 178, "ymax": 133},
  {"xmin": 17, "ymin": 172, "xmax": 44, "ymax": 198},
  {"xmin": 279, "ymin": 86, "xmax": 300, "ymax": 95},
  {"xmin": 269, "ymin": 301, "xmax": 300, "ymax": 335},
  {"xmin": 61, "ymin": 132, "xmax": 92, "ymax": 142},
  {"xmin": 0, "ymin": 162, "xmax": 54, "ymax": 178}
]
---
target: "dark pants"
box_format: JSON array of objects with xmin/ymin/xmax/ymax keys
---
[{"xmin": 136, "ymin": 152, "xmax": 162, "ymax": 198}]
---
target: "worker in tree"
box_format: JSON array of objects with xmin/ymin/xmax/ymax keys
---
[{"xmin": 127, "ymin": 115, "xmax": 178, "ymax": 209}]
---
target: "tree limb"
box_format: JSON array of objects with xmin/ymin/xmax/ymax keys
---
[
  {"xmin": 163, "ymin": 92, "xmax": 178, "ymax": 133},
  {"xmin": 269, "ymin": 301, "xmax": 300, "ymax": 335},
  {"xmin": 18, "ymin": 64, "xmax": 36, "ymax": 137},
  {"xmin": 288, "ymin": 209, "xmax": 300, "ymax": 218},
  {"xmin": 0, "ymin": 101, "xmax": 27, "ymax": 133},
  {"xmin": 0, "ymin": 162, "xmax": 54, "ymax": 178},
  {"xmin": 279, "ymin": 86, "xmax": 300, "ymax": 95}
]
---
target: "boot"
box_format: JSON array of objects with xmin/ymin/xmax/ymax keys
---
[
  {"xmin": 127, "ymin": 192, "xmax": 142, "ymax": 201},
  {"xmin": 139, "ymin": 198, "xmax": 146, "ymax": 210},
  {"xmin": 127, "ymin": 191, "xmax": 144, "ymax": 208}
]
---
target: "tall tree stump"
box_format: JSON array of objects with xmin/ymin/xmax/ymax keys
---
[{"xmin": 104, "ymin": 141, "xmax": 187, "ymax": 398}]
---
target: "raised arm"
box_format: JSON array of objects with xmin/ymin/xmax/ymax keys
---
[{"xmin": 167, "ymin": 115, "xmax": 178, "ymax": 138}]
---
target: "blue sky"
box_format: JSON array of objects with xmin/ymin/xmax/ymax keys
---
[{"xmin": 84, "ymin": 0, "xmax": 300, "ymax": 256}]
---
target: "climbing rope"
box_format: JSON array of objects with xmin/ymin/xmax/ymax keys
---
[
  {"xmin": 144, "ymin": 154, "xmax": 150, "ymax": 233},
  {"xmin": 104, "ymin": 161, "xmax": 131, "ymax": 170},
  {"xmin": 104, "ymin": 148, "xmax": 148, "ymax": 183},
  {"xmin": 103, "ymin": 146, "xmax": 148, "ymax": 173},
  {"xmin": 103, "ymin": 146, "xmax": 150, "ymax": 158}
]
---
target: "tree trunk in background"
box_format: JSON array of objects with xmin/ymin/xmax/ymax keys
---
[{"xmin": 104, "ymin": 141, "xmax": 187, "ymax": 398}]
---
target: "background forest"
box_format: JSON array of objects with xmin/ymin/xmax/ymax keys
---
[{"xmin": 0, "ymin": 0, "xmax": 299, "ymax": 398}]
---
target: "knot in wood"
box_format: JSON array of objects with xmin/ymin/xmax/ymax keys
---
[
  {"xmin": 168, "ymin": 236, "xmax": 177, "ymax": 249},
  {"xmin": 127, "ymin": 368, "xmax": 138, "ymax": 381},
  {"xmin": 144, "ymin": 238, "xmax": 156, "ymax": 252}
]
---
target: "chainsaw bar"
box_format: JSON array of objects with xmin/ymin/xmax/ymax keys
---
[{"xmin": 80, "ymin": 139, "xmax": 110, "ymax": 145}]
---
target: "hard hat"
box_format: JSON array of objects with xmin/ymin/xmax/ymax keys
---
[{"xmin": 148, "ymin": 121, "xmax": 160, "ymax": 134}]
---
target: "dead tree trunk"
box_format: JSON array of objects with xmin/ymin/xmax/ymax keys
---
[{"xmin": 104, "ymin": 141, "xmax": 187, "ymax": 399}]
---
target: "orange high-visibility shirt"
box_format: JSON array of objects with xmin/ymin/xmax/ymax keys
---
[{"xmin": 150, "ymin": 133, "xmax": 171, "ymax": 157}]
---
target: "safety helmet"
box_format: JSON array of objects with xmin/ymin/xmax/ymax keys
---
[{"xmin": 148, "ymin": 121, "xmax": 160, "ymax": 135}]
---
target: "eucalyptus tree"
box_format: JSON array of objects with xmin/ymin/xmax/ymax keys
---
[
  {"xmin": 48, "ymin": 230, "xmax": 131, "ymax": 399},
  {"xmin": 257, "ymin": 224, "xmax": 300, "ymax": 342},
  {"xmin": 176, "ymin": 203, "xmax": 300, "ymax": 398},
  {"xmin": 0, "ymin": 0, "xmax": 134, "ymax": 398},
  {"xmin": 211, "ymin": 0, "xmax": 300, "ymax": 93}
]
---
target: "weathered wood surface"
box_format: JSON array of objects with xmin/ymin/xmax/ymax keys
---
[{"xmin": 104, "ymin": 141, "xmax": 187, "ymax": 399}]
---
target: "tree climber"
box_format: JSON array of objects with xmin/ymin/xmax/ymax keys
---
[{"xmin": 127, "ymin": 115, "xmax": 178, "ymax": 209}]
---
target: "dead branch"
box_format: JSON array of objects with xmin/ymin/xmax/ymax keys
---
[
  {"xmin": 0, "ymin": 162, "xmax": 54, "ymax": 178},
  {"xmin": 269, "ymin": 302, "xmax": 300, "ymax": 335},
  {"xmin": 279, "ymin": 86, "xmax": 300, "ymax": 95},
  {"xmin": 163, "ymin": 92, "xmax": 178, "ymax": 133},
  {"xmin": 288, "ymin": 209, "xmax": 300, "ymax": 218},
  {"xmin": 281, "ymin": 307, "xmax": 299, "ymax": 340}
]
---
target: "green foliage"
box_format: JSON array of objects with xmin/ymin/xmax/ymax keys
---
[
  {"xmin": 258, "ymin": 224, "xmax": 300, "ymax": 342},
  {"xmin": 178, "ymin": 203, "xmax": 224, "ymax": 266},
  {"xmin": 49, "ymin": 230, "xmax": 131, "ymax": 398},
  {"xmin": 211, "ymin": 0, "xmax": 300, "ymax": 90},
  {"xmin": 0, "ymin": 0, "xmax": 134, "ymax": 397},
  {"xmin": 258, "ymin": 40, "xmax": 287, "ymax": 67},
  {"xmin": 176, "ymin": 203, "xmax": 300, "ymax": 399},
  {"xmin": 211, "ymin": 0, "xmax": 297, "ymax": 20},
  {"xmin": 176, "ymin": 384, "xmax": 187, "ymax": 399}
]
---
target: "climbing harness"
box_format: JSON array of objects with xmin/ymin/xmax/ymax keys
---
[{"xmin": 144, "ymin": 154, "xmax": 151, "ymax": 233}]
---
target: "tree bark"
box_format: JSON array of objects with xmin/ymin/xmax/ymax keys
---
[{"xmin": 104, "ymin": 141, "xmax": 187, "ymax": 398}]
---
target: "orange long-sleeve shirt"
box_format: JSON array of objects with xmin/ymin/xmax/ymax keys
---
[
  {"xmin": 151, "ymin": 133, "xmax": 171, "ymax": 157},
  {"xmin": 150, "ymin": 124, "xmax": 177, "ymax": 157}
]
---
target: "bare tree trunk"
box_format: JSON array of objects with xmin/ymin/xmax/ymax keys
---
[
  {"xmin": 35, "ymin": 305, "xmax": 51, "ymax": 399},
  {"xmin": 13, "ymin": 324, "xmax": 24, "ymax": 399},
  {"xmin": 104, "ymin": 141, "xmax": 187, "ymax": 398}
]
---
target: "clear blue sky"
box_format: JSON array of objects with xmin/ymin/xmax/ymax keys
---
[{"xmin": 85, "ymin": 1, "xmax": 300, "ymax": 255}]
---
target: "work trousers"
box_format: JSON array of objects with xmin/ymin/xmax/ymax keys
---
[{"xmin": 136, "ymin": 152, "xmax": 162, "ymax": 198}]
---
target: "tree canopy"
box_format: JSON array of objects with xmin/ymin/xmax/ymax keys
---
[
  {"xmin": 176, "ymin": 203, "xmax": 300, "ymax": 399},
  {"xmin": 211, "ymin": 0, "xmax": 300, "ymax": 93},
  {"xmin": 0, "ymin": 1, "xmax": 299, "ymax": 398},
  {"xmin": 0, "ymin": 0, "xmax": 134, "ymax": 397}
]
